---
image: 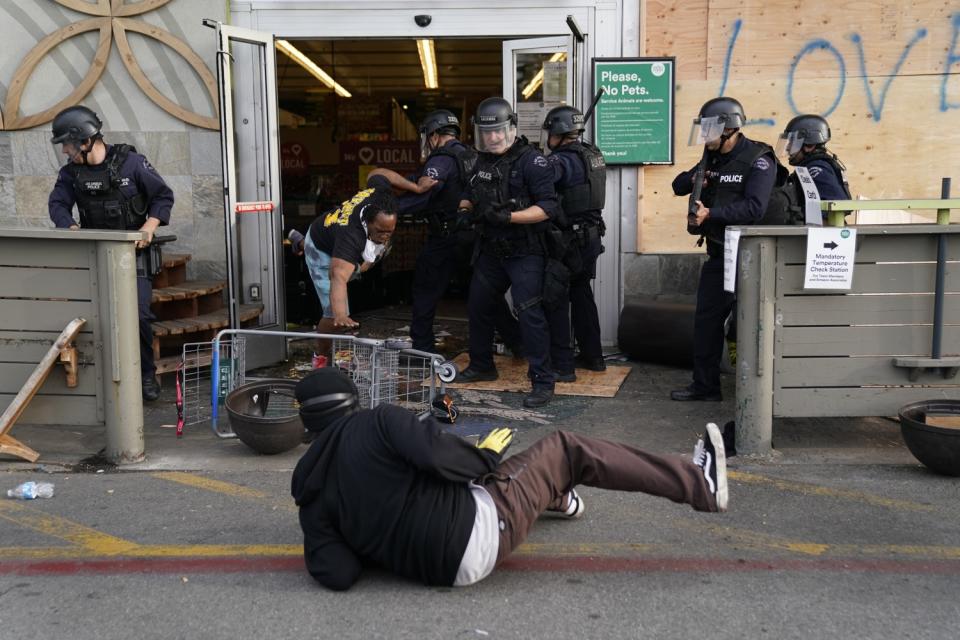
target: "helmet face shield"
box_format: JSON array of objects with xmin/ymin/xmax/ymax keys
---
[
  {"xmin": 55, "ymin": 139, "xmax": 86, "ymax": 164},
  {"xmin": 419, "ymin": 132, "xmax": 433, "ymax": 160},
  {"xmin": 475, "ymin": 122, "xmax": 516, "ymax": 154},
  {"xmin": 775, "ymin": 130, "xmax": 805, "ymax": 158},
  {"xmin": 688, "ymin": 116, "xmax": 724, "ymax": 146}
]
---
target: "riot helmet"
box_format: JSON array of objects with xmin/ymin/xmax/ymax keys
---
[
  {"xmin": 776, "ymin": 114, "xmax": 831, "ymax": 162},
  {"xmin": 472, "ymin": 97, "xmax": 517, "ymax": 154},
  {"xmin": 540, "ymin": 105, "xmax": 584, "ymax": 152},
  {"xmin": 51, "ymin": 105, "xmax": 103, "ymax": 164},
  {"xmin": 688, "ymin": 97, "xmax": 746, "ymax": 146},
  {"xmin": 419, "ymin": 109, "xmax": 460, "ymax": 158},
  {"xmin": 295, "ymin": 368, "xmax": 360, "ymax": 433}
]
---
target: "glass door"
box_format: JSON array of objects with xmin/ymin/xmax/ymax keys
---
[
  {"xmin": 211, "ymin": 21, "xmax": 286, "ymax": 369},
  {"xmin": 502, "ymin": 36, "xmax": 575, "ymax": 150}
]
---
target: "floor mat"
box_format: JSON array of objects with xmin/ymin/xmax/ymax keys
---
[{"xmin": 444, "ymin": 353, "xmax": 630, "ymax": 398}]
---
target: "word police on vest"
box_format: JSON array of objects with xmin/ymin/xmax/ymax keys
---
[{"xmin": 719, "ymin": 174, "xmax": 743, "ymax": 183}]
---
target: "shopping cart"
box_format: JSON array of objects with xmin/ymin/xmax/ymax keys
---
[{"xmin": 186, "ymin": 329, "xmax": 456, "ymax": 438}]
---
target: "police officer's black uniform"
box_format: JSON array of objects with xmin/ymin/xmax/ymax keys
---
[
  {"xmin": 542, "ymin": 106, "xmax": 607, "ymax": 377},
  {"xmin": 457, "ymin": 98, "xmax": 561, "ymax": 408},
  {"xmin": 397, "ymin": 110, "xmax": 520, "ymax": 354},
  {"xmin": 48, "ymin": 106, "xmax": 174, "ymax": 401},
  {"xmin": 777, "ymin": 114, "xmax": 851, "ymax": 204},
  {"xmin": 671, "ymin": 98, "xmax": 776, "ymax": 402}
]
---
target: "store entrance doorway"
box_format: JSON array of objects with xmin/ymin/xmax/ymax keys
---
[{"xmin": 276, "ymin": 36, "xmax": 575, "ymax": 347}]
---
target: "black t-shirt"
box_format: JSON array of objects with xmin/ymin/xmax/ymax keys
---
[{"xmin": 309, "ymin": 188, "xmax": 374, "ymax": 263}]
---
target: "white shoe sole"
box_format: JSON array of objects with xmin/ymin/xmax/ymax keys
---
[{"xmin": 705, "ymin": 422, "xmax": 728, "ymax": 512}]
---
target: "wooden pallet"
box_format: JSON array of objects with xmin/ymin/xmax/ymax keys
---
[
  {"xmin": 153, "ymin": 304, "xmax": 264, "ymax": 374},
  {"xmin": 151, "ymin": 280, "xmax": 225, "ymax": 321},
  {"xmin": 152, "ymin": 253, "xmax": 190, "ymax": 289}
]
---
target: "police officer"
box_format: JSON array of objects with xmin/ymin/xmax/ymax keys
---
[
  {"xmin": 48, "ymin": 105, "xmax": 173, "ymax": 402},
  {"xmin": 386, "ymin": 110, "xmax": 521, "ymax": 354},
  {"xmin": 776, "ymin": 114, "xmax": 851, "ymax": 203},
  {"xmin": 455, "ymin": 97, "xmax": 561, "ymax": 408},
  {"xmin": 670, "ymin": 97, "xmax": 776, "ymax": 402},
  {"xmin": 541, "ymin": 105, "xmax": 607, "ymax": 381}
]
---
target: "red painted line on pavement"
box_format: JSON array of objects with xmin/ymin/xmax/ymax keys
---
[
  {"xmin": 499, "ymin": 556, "xmax": 960, "ymax": 574},
  {"xmin": 3, "ymin": 555, "xmax": 960, "ymax": 577}
]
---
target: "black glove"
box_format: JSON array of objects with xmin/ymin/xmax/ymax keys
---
[
  {"xmin": 453, "ymin": 207, "xmax": 476, "ymax": 232},
  {"xmin": 483, "ymin": 205, "xmax": 512, "ymax": 227}
]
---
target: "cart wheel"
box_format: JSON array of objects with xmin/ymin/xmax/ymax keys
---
[{"xmin": 437, "ymin": 361, "xmax": 458, "ymax": 383}]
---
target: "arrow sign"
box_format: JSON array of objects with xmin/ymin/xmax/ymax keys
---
[{"xmin": 823, "ymin": 241, "xmax": 838, "ymax": 250}]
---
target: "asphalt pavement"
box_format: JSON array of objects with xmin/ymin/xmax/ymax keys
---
[{"xmin": 0, "ymin": 358, "xmax": 957, "ymax": 640}]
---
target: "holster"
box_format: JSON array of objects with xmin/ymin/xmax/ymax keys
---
[{"xmin": 542, "ymin": 257, "xmax": 571, "ymax": 311}]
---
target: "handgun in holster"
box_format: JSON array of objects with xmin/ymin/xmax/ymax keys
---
[{"xmin": 136, "ymin": 234, "xmax": 176, "ymax": 279}]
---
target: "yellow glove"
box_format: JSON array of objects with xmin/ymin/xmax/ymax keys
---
[{"xmin": 477, "ymin": 427, "xmax": 515, "ymax": 455}]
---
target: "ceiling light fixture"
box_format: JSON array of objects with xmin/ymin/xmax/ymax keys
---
[
  {"xmin": 521, "ymin": 52, "xmax": 566, "ymax": 100},
  {"xmin": 276, "ymin": 39, "xmax": 352, "ymax": 98},
  {"xmin": 417, "ymin": 39, "xmax": 439, "ymax": 89}
]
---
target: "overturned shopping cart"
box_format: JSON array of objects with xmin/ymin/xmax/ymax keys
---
[{"xmin": 178, "ymin": 329, "xmax": 457, "ymax": 439}]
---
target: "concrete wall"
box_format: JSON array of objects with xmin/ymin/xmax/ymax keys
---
[{"xmin": 0, "ymin": 0, "xmax": 227, "ymax": 280}]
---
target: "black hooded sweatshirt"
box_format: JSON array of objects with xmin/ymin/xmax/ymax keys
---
[{"xmin": 290, "ymin": 404, "xmax": 502, "ymax": 590}]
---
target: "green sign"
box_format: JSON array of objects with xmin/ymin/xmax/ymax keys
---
[{"xmin": 592, "ymin": 58, "xmax": 674, "ymax": 165}]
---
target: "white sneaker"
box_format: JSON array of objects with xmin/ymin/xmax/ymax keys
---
[{"xmin": 692, "ymin": 422, "xmax": 728, "ymax": 512}]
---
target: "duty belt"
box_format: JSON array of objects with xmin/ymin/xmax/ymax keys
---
[
  {"xmin": 568, "ymin": 220, "xmax": 604, "ymax": 246},
  {"xmin": 482, "ymin": 236, "xmax": 535, "ymax": 259}
]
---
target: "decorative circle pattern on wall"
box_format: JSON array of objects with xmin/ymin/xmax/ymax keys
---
[{"xmin": 1, "ymin": 0, "xmax": 218, "ymax": 131}]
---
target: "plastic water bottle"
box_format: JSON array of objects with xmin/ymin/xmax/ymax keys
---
[{"xmin": 6, "ymin": 481, "xmax": 55, "ymax": 500}]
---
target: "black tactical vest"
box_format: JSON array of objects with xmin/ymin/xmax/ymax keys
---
[
  {"xmin": 554, "ymin": 141, "xmax": 606, "ymax": 226},
  {"xmin": 68, "ymin": 144, "xmax": 147, "ymax": 231},
  {"xmin": 699, "ymin": 137, "xmax": 774, "ymax": 248},
  {"xmin": 424, "ymin": 142, "xmax": 476, "ymax": 222},
  {"xmin": 471, "ymin": 138, "xmax": 542, "ymax": 243},
  {"xmin": 799, "ymin": 150, "xmax": 852, "ymax": 199}
]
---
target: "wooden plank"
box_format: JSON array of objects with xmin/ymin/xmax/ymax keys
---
[
  {"xmin": 151, "ymin": 280, "xmax": 225, "ymax": 303},
  {"xmin": 151, "ymin": 304, "xmax": 263, "ymax": 337},
  {"xmin": 0, "ymin": 240, "xmax": 93, "ymax": 269},
  {"xmin": 644, "ymin": 0, "xmax": 709, "ymax": 79},
  {"xmin": 774, "ymin": 386, "xmax": 960, "ymax": 418},
  {"xmin": 0, "ymin": 362, "xmax": 98, "ymax": 395},
  {"xmin": 0, "ymin": 266, "xmax": 92, "ymax": 300},
  {"xmin": 777, "ymin": 263, "xmax": 960, "ymax": 295},
  {"xmin": 444, "ymin": 354, "xmax": 630, "ymax": 398},
  {"xmin": 776, "ymin": 235, "xmax": 957, "ymax": 264},
  {"xmin": 0, "ymin": 394, "xmax": 101, "ymax": 426},
  {"xmin": 0, "ymin": 300, "xmax": 96, "ymax": 332},
  {"xmin": 778, "ymin": 325, "xmax": 960, "ymax": 357},
  {"xmin": 706, "ymin": 1, "xmax": 948, "ymax": 80},
  {"xmin": 777, "ymin": 294, "xmax": 960, "ymax": 327},
  {"xmin": 0, "ymin": 319, "xmax": 87, "ymax": 459},
  {"xmin": 775, "ymin": 356, "xmax": 960, "ymax": 388}
]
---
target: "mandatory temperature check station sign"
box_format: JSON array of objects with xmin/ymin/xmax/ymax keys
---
[{"xmin": 804, "ymin": 227, "xmax": 857, "ymax": 289}]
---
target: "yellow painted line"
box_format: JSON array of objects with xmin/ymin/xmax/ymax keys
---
[
  {"xmin": 0, "ymin": 543, "xmax": 298, "ymax": 561},
  {"xmin": 689, "ymin": 522, "xmax": 960, "ymax": 560},
  {"xmin": 151, "ymin": 472, "xmax": 270, "ymax": 499},
  {"xmin": 0, "ymin": 500, "xmax": 140, "ymax": 555},
  {"xmin": 729, "ymin": 470, "xmax": 934, "ymax": 512}
]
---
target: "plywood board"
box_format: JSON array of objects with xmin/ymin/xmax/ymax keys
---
[
  {"xmin": 445, "ymin": 354, "xmax": 630, "ymax": 398},
  {"xmin": 638, "ymin": 0, "xmax": 960, "ymax": 254}
]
